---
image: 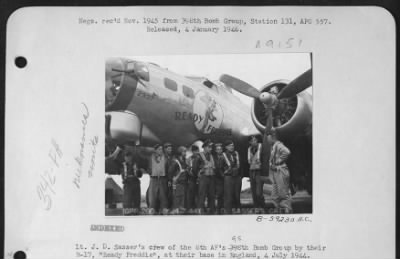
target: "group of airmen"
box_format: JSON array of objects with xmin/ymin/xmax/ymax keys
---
[{"xmin": 110, "ymin": 128, "xmax": 292, "ymax": 216}]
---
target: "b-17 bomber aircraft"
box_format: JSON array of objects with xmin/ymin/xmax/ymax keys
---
[{"xmin": 105, "ymin": 57, "xmax": 312, "ymax": 194}]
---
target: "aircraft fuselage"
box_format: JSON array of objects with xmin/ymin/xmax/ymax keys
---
[{"xmin": 121, "ymin": 61, "xmax": 258, "ymax": 148}]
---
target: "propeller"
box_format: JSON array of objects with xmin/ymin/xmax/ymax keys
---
[
  {"xmin": 219, "ymin": 74, "xmax": 261, "ymax": 99},
  {"xmin": 220, "ymin": 68, "xmax": 312, "ymax": 104},
  {"xmin": 105, "ymin": 59, "xmax": 146, "ymax": 111},
  {"xmin": 220, "ymin": 69, "xmax": 312, "ymax": 177},
  {"xmin": 277, "ymin": 69, "xmax": 312, "ymax": 99},
  {"xmin": 105, "ymin": 59, "xmax": 124, "ymax": 108},
  {"xmin": 105, "ymin": 58, "xmax": 124, "ymax": 82},
  {"xmin": 111, "ymin": 67, "xmax": 147, "ymax": 88},
  {"xmin": 105, "ymin": 58, "xmax": 148, "ymax": 90}
]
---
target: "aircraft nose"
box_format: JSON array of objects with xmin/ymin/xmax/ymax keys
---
[
  {"xmin": 106, "ymin": 58, "xmax": 124, "ymax": 82},
  {"xmin": 105, "ymin": 58, "xmax": 139, "ymax": 111}
]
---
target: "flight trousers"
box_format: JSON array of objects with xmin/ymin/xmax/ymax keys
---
[
  {"xmin": 215, "ymin": 176, "xmax": 224, "ymax": 212},
  {"xmin": 224, "ymin": 175, "xmax": 242, "ymax": 214},
  {"xmin": 186, "ymin": 178, "xmax": 198, "ymax": 210},
  {"xmin": 173, "ymin": 182, "xmax": 187, "ymax": 211},
  {"xmin": 123, "ymin": 179, "xmax": 141, "ymax": 213},
  {"xmin": 270, "ymin": 167, "xmax": 292, "ymax": 213},
  {"xmin": 149, "ymin": 176, "xmax": 169, "ymax": 211},
  {"xmin": 197, "ymin": 175, "xmax": 215, "ymax": 213},
  {"xmin": 249, "ymin": 169, "xmax": 265, "ymax": 208}
]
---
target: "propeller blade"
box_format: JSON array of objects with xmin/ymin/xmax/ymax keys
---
[
  {"xmin": 111, "ymin": 67, "xmax": 147, "ymax": 88},
  {"xmin": 261, "ymin": 133, "xmax": 271, "ymax": 177},
  {"xmin": 220, "ymin": 74, "xmax": 261, "ymax": 99},
  {"xmin": 277, "ymin": 69, "xmax": 312, "ymax": 99},
  {"xmin": 261, "ymin": 109, "xmax": 274, "ymax": 177},
  {"xmin": 261, "ymin": 109, "xmax": 273, "ymax": 178},
  {"xmin": 106, "ymin": 58, "xmax": 124, "ymax": 81}
]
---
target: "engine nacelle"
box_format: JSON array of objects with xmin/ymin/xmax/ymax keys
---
[
  {"xmin": 251, "ymin": 80, "xmax": 312, "ymax": 139},
  {"xmin": 106, "ymin": 111, "xmax": 160, "ymax": 146}
]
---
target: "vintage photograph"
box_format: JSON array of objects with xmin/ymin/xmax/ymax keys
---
[
  {"xmin": 105, "ymin": 54, "xmax": 312, "ymax": 216},
  {"xmin": 4, "ymin": 5, "xmax": 396, "ymax": 259}
]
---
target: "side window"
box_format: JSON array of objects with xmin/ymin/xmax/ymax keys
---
[
  {"xmin": 182, "ymin": 85, "xmax": 195, "ymax": 99},
  {"xmin": 164, "ymin": 78, "xmax": 178, "ymax": 91}
]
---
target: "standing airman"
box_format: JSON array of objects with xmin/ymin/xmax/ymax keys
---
[
  {"xmin": 193, "ymin": 139, "xmax": 216, "ymax": 214},
  {"xmin": 163, "ymin": 142, "xmax": 174, "ymax": 209},
  {"xmin": 121, "ymin": 151, "xmax": 143, "ymax": 215},
  {"xmin": 223, "ymin": 140, "xmax": 241, "ymax": 214},
  {"xmin": 268, "ymin": 129, "xmax": 292, "ymax": 213},
  {"xmin": 168, "ymin": 146, "xmax": 189, "ymax": 214},
  {"xmin": 186, "ymin": 145, "xmax": 200, "ymax": 214},
  {"xmin": 148, "ymin": 144, "xmax": 169, "ymax": 215},
  {"xmin": 248, "ymin": 135, "xmax": 265, "ymax": 211},
  {"xmin": 213, "ymin": 142, "xmax": 225, "ymax": 214}
]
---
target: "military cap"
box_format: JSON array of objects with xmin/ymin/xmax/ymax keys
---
[
  {"xmin": 214, "ymin": 142, "xmax": 223, "ymax": 148},
  {"xmin": 224, "ymin": 140, "xmax": 234, "ymax": 147},
  {"xmin": 163, "ymin": 142, "xmax": 172, "ymax": 148},
  {"xmin": 202, "ymin": 139, "xmax": 213, "ymax": 148}
]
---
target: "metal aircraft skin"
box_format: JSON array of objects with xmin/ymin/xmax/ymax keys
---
[{"xmin": 105, "ymin": 57, "xmax": 312, "ymax": 191}]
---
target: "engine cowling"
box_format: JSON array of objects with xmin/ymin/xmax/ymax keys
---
[
  {"xmin": 251, "ymin": 80, "xmax": 312, "ymax": 138},
  {"xmin": 106, "ymin": 111, "xmax": 160, "ymax": 146}
]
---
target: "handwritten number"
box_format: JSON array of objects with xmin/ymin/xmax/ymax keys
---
[
  {"xmin": 37, "ymin": 186, "xmax": 52, "ymax": 210},
  {"xmin": 286, "ymin": 38, "xmax": 294, "ymax": 48},
  {"xmin": 40, "ymin": 174, "xmax": 56, "ymax": 194},
  {"xmin": 45, "ymin": 169, "xmax": 56, "ymax": 185},
  {"xmin": 257, "ymin": 215, "xmax": 311, "ymax": 223},
  {"xmin": 48, "ymin": 150, "xmax": 59, "ymax": 167}
]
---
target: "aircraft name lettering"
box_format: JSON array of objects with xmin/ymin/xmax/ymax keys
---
[
  {"xmin": 205, "ymin": 124, "xmax": 223, "ymax": 135},
  {"xmin": 175, "ymin": 112, "xmax": 203, "ymax": 123},
  {"xmin": 210, "ymin": 128, "xmax": 232, "ymax": 136},
  {"xmin": 193, "ymin": 90, "xmax": 224, "ymax": 134}
]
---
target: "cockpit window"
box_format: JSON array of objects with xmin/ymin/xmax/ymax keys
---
[
  {"xmin": 164, "ymin": 78, "xmax": 178, "ymax": 91},
  {"xmin": 203, "ymin": 79, "xmax": 218, "ymax": 93},
  {"xmin": 186, "ymin": 76, "xmax": 219, "ymax": 93},
  {"xmin": 182, "ymin": 85, "xmax": 194, "ymax": 99}
]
